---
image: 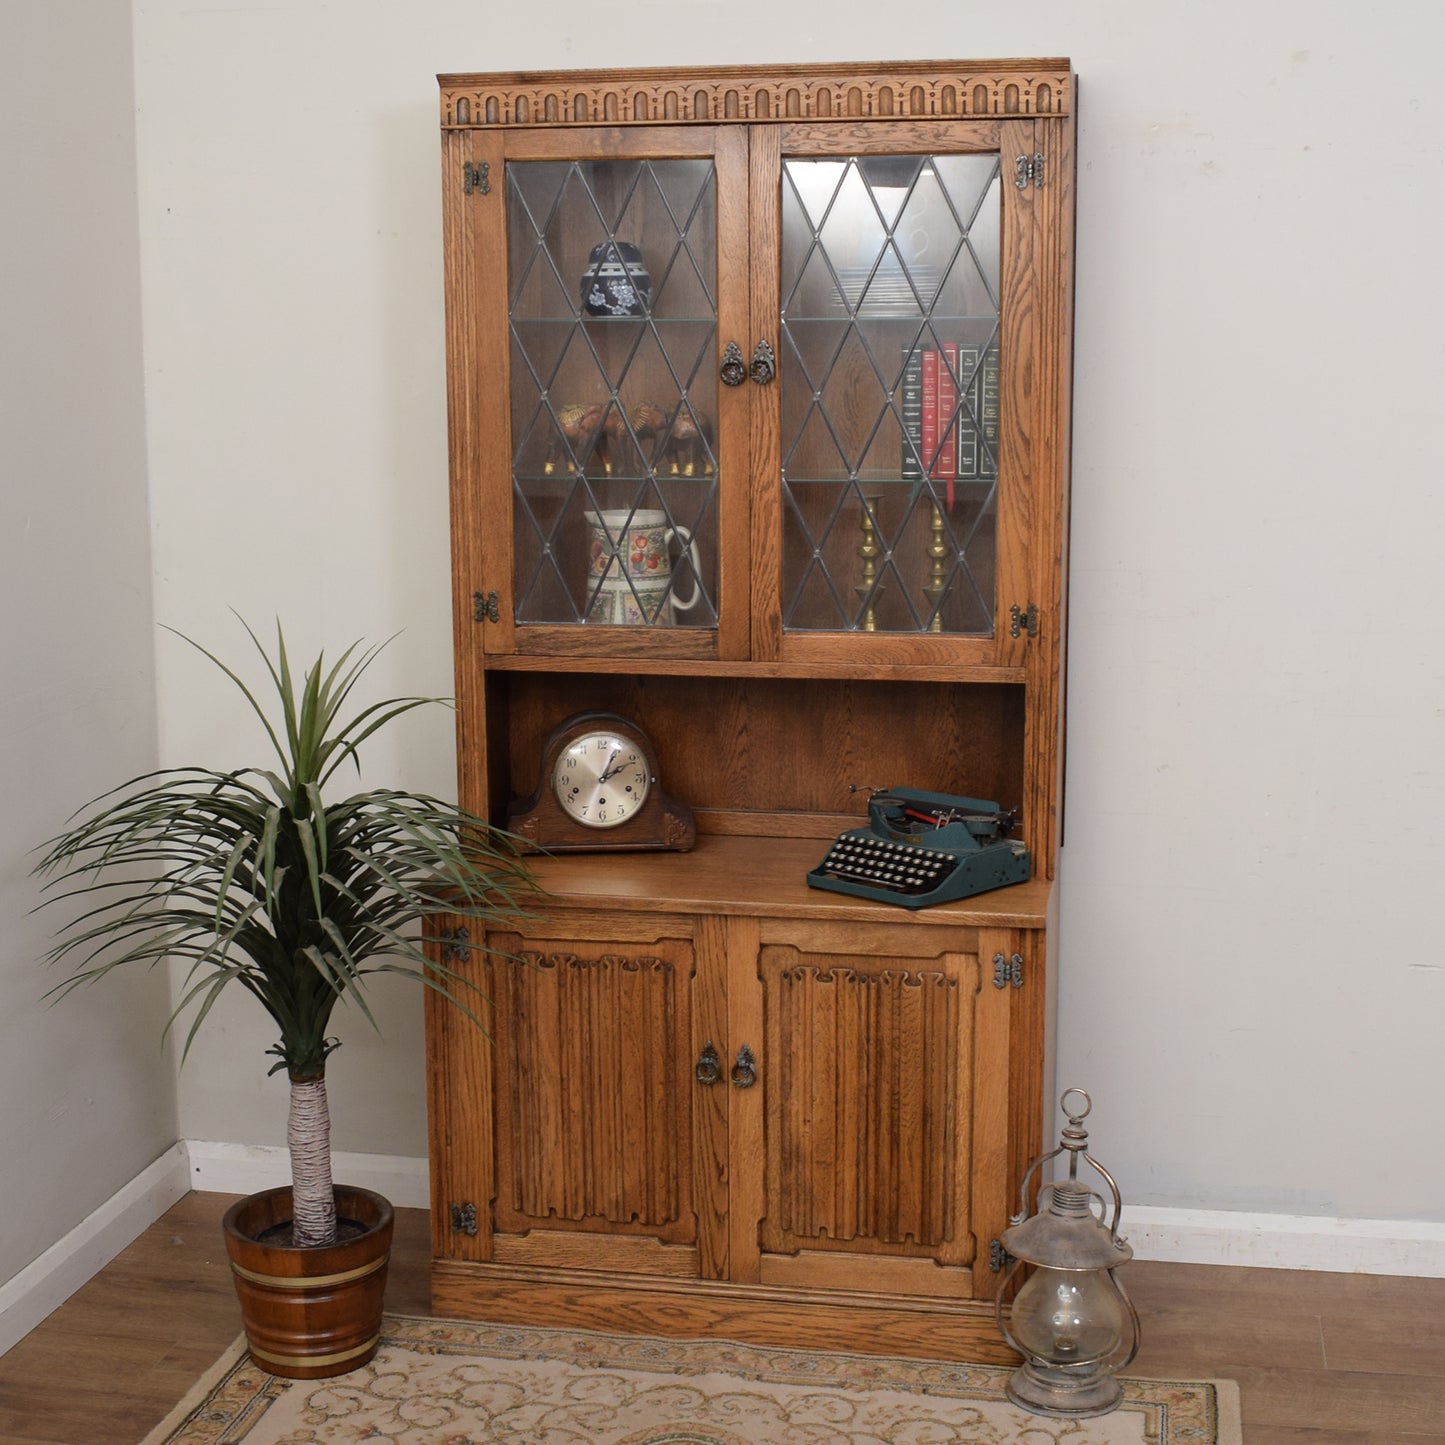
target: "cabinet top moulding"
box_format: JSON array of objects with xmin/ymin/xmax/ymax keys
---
[{"xmin": 437, "ymin": 59, "xmax": 1074, "ymax": 130}]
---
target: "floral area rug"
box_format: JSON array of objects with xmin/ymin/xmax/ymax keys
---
[{"xmin": 144, "ymin": 1313, "xmax": 1241, "ymax": 1444}]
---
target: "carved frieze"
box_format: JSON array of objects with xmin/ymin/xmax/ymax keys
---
[{"xmin": 440, "ymin": 62, "xmax": 1072, "ymax": 128}]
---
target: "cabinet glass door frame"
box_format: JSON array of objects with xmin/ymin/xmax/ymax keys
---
[
  {"xmin": 449, "ymin": 123, "xmax": 753, "ymax": 663},
  {"xmin": 749, "ymin": 117, "xmax": 1048, "ymax": 670}
]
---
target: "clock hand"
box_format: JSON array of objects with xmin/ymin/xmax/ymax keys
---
[{"xmin": 596, "ymin": 749, "xmax": 621, "ymax": 783}]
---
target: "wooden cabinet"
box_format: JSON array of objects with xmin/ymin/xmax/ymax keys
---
[{"xmin": 429, "ymin": 60, "xmax": 1075, "ymax": 1364}]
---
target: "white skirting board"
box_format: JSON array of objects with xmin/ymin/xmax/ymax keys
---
[
  {"xmin": 1123, "ymin": 1205, "xmax": 1445, "ymax": 1277},
  {"xmin": 5, "ymin": 1148, "xmax": 1445, "ymax": 1359},
  {"xmin": 183, "ymin": 1139, "xmax": 431, "ymax": 1209},
  {"xmin": 0, "ymin": 1142, "xmax": 192, "ymax": 1358},
  {"xmin": 0, "ymin": 1141, "xmax": 429, "ymax": 1360}
]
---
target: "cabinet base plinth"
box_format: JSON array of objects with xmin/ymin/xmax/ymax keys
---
[{"xmin": 430, "ymin": 1260, "xmax": 1018, "ymax": 1366}]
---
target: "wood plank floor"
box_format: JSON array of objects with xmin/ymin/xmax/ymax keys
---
[{"xmin": 0, "ymin": 1191, "xmax": 1442, "ymax": 1443}]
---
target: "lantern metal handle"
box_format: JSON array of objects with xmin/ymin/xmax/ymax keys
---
[
  {"xmin": 1011, "ymin": 1088, "xmax": 1126, "ymax": 1244},
  {"xmin": 1114, "ymin": 1274, "xmax": 1143, "ymax": 1372}
]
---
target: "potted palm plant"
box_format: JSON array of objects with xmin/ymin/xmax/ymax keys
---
[{"xmin": 33, "ymin": 620, "xmax": 534, "ymax": 1378}]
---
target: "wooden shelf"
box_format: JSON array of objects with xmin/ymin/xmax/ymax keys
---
[{"xmin": 524, "ymin": 832, "xmax": 1051, "ymax": 927}]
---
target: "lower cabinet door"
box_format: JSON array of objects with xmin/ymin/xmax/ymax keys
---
[
  {"xmin": 472, "ymin": 915, "xmax": 728, "ymax": 1280},
  {"xmin": 734, "ymin": 918, "xmax": 1018, "ymax": 1302}
]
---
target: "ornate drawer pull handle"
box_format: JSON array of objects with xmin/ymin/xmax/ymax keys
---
[
  {"xmin": 731, "ymin": 1043, "xmax": 757, "ymax": 1088},
  {"xmin": 749, "ymin": 340, "xmax": 776, "ymax": 385},
  {"xmin": 719, "ymin": 341, "xmax": 747, "ymax": 387},
  {"xmin": 695, "ymin": 1040, "xmax": 722, "ymax": 1086}
]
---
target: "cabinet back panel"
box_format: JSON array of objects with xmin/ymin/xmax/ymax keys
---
[{"xmin": 501, "ymin": 674, "xmax": 1024, "ymax": 833}]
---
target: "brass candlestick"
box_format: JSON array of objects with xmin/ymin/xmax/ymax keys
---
[
  {"xmin": 922, "ymin": 499, "xmax": 948, "ymax": 632},
  {"xmin": 855, "ymin": 493, "xmax": 884, "ymax": 632}
]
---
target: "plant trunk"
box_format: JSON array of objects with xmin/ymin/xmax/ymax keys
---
[{"xmin": 288, "ymin": 1073, "xmax": 336, "ymax": 1247}]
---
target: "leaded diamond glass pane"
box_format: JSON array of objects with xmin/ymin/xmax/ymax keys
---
[
  {"xmin": 506, "ymin": 159, "xmax": 718, "ymax": 628},
  {"xmin": 780, "ymin": 154, "xmax": 1002, "ymax": 635}
]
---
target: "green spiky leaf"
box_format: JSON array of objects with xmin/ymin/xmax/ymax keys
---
[{"xmin": 33, "ymin": 620, "xmax": 538, "ymax": 1085}]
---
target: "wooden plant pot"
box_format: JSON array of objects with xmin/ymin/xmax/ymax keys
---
[{"xmin": 222, "ymin": 1185, "xmax": 394, "ymax": 1380}]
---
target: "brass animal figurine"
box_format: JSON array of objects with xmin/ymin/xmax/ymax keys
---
[
  {"xmin": 630, "ymin": 401, "xmax": 713, "ymax": 477},
  {"xmin": 545, "ymin": 400, "xmax": 714, "ymax": 478},
  {"xmin": 544, "ymin": 403, "xmax": 607, "ymax": 475},
  {"xmin": 665, "ymin": 408, "xmax": 713, "ymax": 477}
]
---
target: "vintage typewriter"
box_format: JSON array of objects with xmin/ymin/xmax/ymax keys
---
[{"xmin": 806, "ymin": 786, "xmax": 1030, "ymax": 909}]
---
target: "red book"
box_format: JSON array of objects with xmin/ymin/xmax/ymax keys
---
[
  {"xmin": 920, "ymin": 348, "xmax": 938, "ymax": 492},
  {"xmin": 937, "ymin": 343, "xmax": 959, "ymax": 509}
]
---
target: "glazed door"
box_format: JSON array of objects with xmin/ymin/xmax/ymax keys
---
[
  {"xmin": 728, "ymin": 919, "xmax": 1016, "ymax": 1302},
  {"xmin": 749, "ymin": 119, "xmax": 1053, "ymax": 668},
  {"xmin": 443, "ymin": 124, "xmax": 752, "ymax": 663}
]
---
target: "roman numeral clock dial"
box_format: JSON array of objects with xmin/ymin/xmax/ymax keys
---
[{"xmin": 506, "ymin": 711, "xmax": 695, "ymax": 852}]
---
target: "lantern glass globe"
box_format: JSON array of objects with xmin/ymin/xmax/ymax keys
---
[{"xmin": 1010, "ymin": 1266, "xmax": 1126, "ymax": 1364}]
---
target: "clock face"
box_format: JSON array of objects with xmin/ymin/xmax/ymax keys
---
[{"xmin": 550, "ymin": 728, "xmax": 653, "ymax": 829}]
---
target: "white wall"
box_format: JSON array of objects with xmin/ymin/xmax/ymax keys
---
[
  {"xmin": 0, "ymin": 2, "xmax": 177, "ymax": 1287},
  {"xmin": 1058, "ymin": 10, "xmax": 1445, "ymax": 1221},
  {"xmin": 126, "ymin": 0, "xmax": 1445, "ymax": 1225}
]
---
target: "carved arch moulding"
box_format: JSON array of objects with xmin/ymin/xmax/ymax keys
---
[{"xmin": 439, "ymin": 61, "xmax": 1073, "ymax": 129}]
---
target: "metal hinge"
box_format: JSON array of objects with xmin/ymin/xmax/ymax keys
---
[
  {"xmin": 1014, "ymin": 153, "xmax": 1045, "ymax": 190},
  {"xmin": 474, "ymin": 589, "xmax": 500, "ymax": 624},
  {"xmin": 450, "ymin": 1201, "xmax": 479, "ymax": 1236},
  {"xmin": 993, "ymin": 952, "xmax": 1024, "ymax": 989},
  {"xmin": 463, "ymin": 161, "xmax": 491, "ymax": 195},
  {"xmin": 1009, "ymin": 603, "xmax": 1039, "ymax": 639},
  {"xmin": 989, "ymin": 1238, "xmax": 1015, "ymax": 1272},
  {"xmin": 440, "ymin": 925, "xmax": 471, "ymax": 964}
]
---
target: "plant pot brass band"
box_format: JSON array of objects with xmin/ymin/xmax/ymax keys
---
[
  {"xmin": 245, "ymin": 1331, "xmax": 382, "ymax": 1372},
  {"xmin": 228, "ymin": 1253, "xmax": 389, "ymax": 1290}
]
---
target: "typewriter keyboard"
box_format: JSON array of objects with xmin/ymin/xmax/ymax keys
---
[{"xmin": 815, "ymin": 832, "xmax": 962, "ymax": 897}]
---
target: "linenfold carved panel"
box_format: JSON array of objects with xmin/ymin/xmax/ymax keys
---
[
  {"xmin": 759, "ymin": 951, "xmax": 975, "ymax": 1262},
  {"xmin": 440, "ymin": 63, "xmax": 1072, "ymax": 128},
  {"xmin": 488, "ymin": 941, "xmax": 696, "ymax": 1243}
]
